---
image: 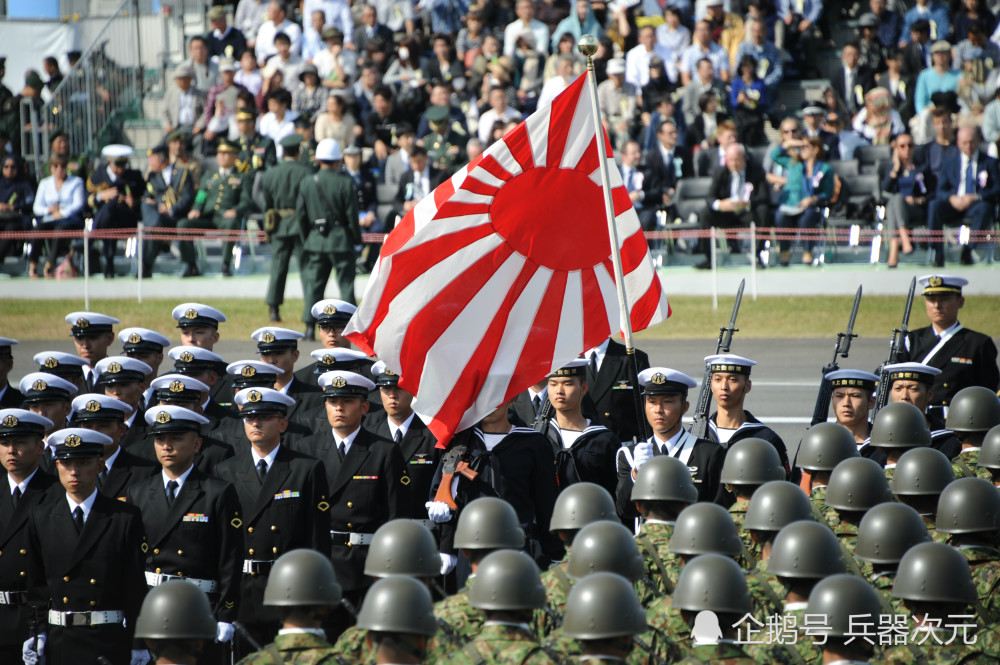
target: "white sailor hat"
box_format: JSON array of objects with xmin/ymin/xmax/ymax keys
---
[
  {"xmin": 150, "ymin": 374, "xmax": 212, "ymax": 402},
  {"xmin": 119, "ymin": 327, "xmax": 171, "ymax": 354},
  {"xmin": 0, "ymin": 409, "xmax": 53, "ymax": 437},
  {"xmin": 548, "ymin": 358, "xmax": 590, "ymax": 379},
  {"xmin": 311, "ymin": 348, "xmax": 370, "ymax": 374},
  {"xmin": 705, "ymin": 354, "xmax": 758, "ymax": 376},
  {"xmin": 318, "ymin": 370, "xmax": 375, "ymax": 398},
  {"xmin": 34, "ymin": 351, "xmax": 88, "ymax": 378},
  {"xmin": 883, "ymin": 362, "xmax": 942, "ymax": 386},
  {"xmin": 171, "ymin": 303, "xmax": 227, "ymax": 328},
  {"xmin": 252, "ymin": 326, "xmax": 304, "ymax": 353},
  {"xmin": 227, "ymin": 360, "xmax": 285, "ymax": 389},
  {"xmin": 65, "ymin": 311, "xmax": 119, "ymax": 337},
  {"xmin": 234, "ymin": 387, "xmax": 296, "ymax": 416},
  {"xmin": 370, "ymin": 360, "xmax": 401, "ymax": 387},
  {"xmin": 311, "ymin": 299, "xmax": 358, "ymax": 325},
  {"xmin": 826, "ymin": 369, "xmax": 879, "ymax": 391},
  {"xmin": 93, "ymin": 356, "xmax": 152, "ymax": 385},
  {"xmin": 70, "ymin": 394, "xmax": 131, "ymax": 422},
  {"xmin": 144, "ymin": 405, "xmax": 210, "ymax": 433},
  {"xmin": 638, "ymin": 367, "xmax": 698, "ymax": 395},
  {"xmin": 917, "ymin": 274, "xmax": 968, "ymax": 296},
  {"xmin": 101, "ymin": 144, "xmax": 134, "ymax": 162},
  {"xmin": 50, "ymin": 427, "xmax": 111, "ymax": 459},
  {"xmin": 168, "ymin": 346, "xmax": 226, "ymax": 373},
  {"xmin": 19, "ymin": 372, "xmax": 78, "ymax": 403},
  {"xmin": 0, "ymin": 337, "xmax": 17, "ymax": 356}
]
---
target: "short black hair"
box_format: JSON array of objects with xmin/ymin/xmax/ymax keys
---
[
  {"xmin": 410, "ymin": 144, "xmax": 428, "ymax": 158},
  {"xmin": 373, "ymin": 85, "xmax": 394, "ymax": 101},
  {"xmin": 274, "ymin": 31, "xmax": 291, "ymax": 45}
]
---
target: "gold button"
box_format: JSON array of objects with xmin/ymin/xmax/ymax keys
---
[
  {"xmin": 90, "ymin": 601, "xmax": 96, "ymax": 607},
  {"xmin": 63, "ymin": 576, "xmax": 70, "ymax": 582},
  {"xmin": 272, "ymin": 547, "xmax": 277, "ymax": 554},
  {"xmin": 155, "ymin": 568, "xmax": 161, "ymax": 574},
  {"xmin": 20, "ymin": 571, "xmax": 25, "ymax": 577},
  {"xmin": 177, "ymin": 550, "xmax": 183, "ymax": 556},
  {"xmin": 270, "ymin": 525, "xmax": 277, "ymax": 532},
  {"xmin": 19, "ymin": 549, "xmax": 26, "ymax": 555},
  {"xmin": 90, "ymin": 579, "xmax": 96, "ymax": 585},
  {"xmin": 250, "ymin": 572, "xmax": 256, "ymax": 577},
  {"xmin": 63, "ymin": 597, "xmax": 68, "ymax": 603},
  {"xmin": 604, "ymin": 412, "xmax": 610, "ymax": 417},
  {"xmin": 347, "ymin": 523, "xmax": 352, "ymax": 528},
  {"xmin": 178, "ymin": 572, "xmax": 183, "ymax": 577},
  {"xmin": 249, "ymin": 548, "xmax": 254, "ymax": 555},
  {"xmin": 248, "ymin": 527, "xmax": 254, "ymax": 534},
  {"xmin": 347, "ymin": 542, "xmax": 352, "ymax": 547},
  {"xmin": 347, "ymin": 502, "xmax": 353, "ymax": 508},
  {"xmin": 153, "ymin": 548, "xmax": 160, "ymax": 555}
]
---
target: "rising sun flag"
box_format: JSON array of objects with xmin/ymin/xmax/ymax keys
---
[{"xmin": 345, "ymin": 72, "xmax": 671, "ymax": 446}]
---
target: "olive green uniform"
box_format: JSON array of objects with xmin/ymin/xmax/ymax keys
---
[
  {"xmin": 236, "ymin": 133, "xmax": 277, "ymax": 173},
  {"xmin": 425, "ymin": 127, "xmax": 468, "ymax": 175},
  {"xmin": 296, "ymin": 168, "xmax": 360, "ymax": 321},
  {"xmin": 262, "ymin": 157, "xmax": 313, "ymax": 308},
  {"xmin": 442, "ymin": 623, "xmax": 560, "ymax": 665},
  {"xmin": 179, "ymin": 167, "xmax": 252, "ymax": 271},
  {"xmin": 952, "ymin": 449, "xmax": 992, "ymax": 481},
  {"xmin": 236, "ymin": 631, "xmax": 346, "ymax": 665}
]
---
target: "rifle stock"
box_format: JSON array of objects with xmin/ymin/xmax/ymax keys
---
[
  {"xmin": 232, "ymin": 621, "xmax": 263, "ymax": 652},
  {"xmin": 872, "ymin": 277, "xmax": 917, "ymax": 420},
  {"xmin": 690, "ymin": 279, "xmax": 745, "ymax": 439},
  {"xmin": 810, "ymin": 285, "xmax": 862, "ymax": 426}
]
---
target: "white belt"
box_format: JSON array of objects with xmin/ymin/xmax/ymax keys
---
[
  {"xmin": 331, "ymin": 530, "xmax": 374, "ymax": 545},
  {"xmin": 0, "ymin": 590, "xmax": 27, "ymax": 605},
  {"xmin": 242, "ymin": 559, "xmax": 274, "ymax": 574},
  {"xmin": 48, "ymin": 609, "xmax": 124, "ymax": 627},
  {"xmin": 144, "ymin": 571, "xmax": 218, "ymax": 592}
]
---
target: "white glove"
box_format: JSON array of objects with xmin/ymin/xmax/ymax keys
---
[
  {"xmin": 130, "ymin": 649, "xmax": 151, "ymax": 665},
  {"xmin": 215, "ymin": 621, "xmax": 235, "ymax": 643},
  {"xmin": 22, "ymin": 633, "xmax": 45, "ymax": 665},
  {"xmin": 439, "ymin": 552, "xmax": 458, "ymax": 575},
  {"xmin": 632, "ymin": 441, "xmax": 654, "ymax": 472},
  {"xmin": 426, "ymin": 501, "xmax": 452, "ymax": 523}
]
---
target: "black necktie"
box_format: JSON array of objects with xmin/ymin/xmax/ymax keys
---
[
  {"xmin": 256, "ymin": 459, "xmax": 268, "ymax": 484},
  {"xmin": 393, "ymin": 429, "xmax": 402, "ymax": 444},
  {"xmin": 532, "ymin": 395, "xmax": 541, "ymax": 415},
  {"xmin": 73, "ymin": 506, "xmax": 85, "ymax": 533},
  {"xmin": 166, "ymin": 480, "xmax": 178, "ymax": 507},
  {"xmin": 588, "ymin": 352, "xmax": 598, "ymax": 376},
  {"xmin": 337, "ymin": 442, "xmax": 346, "ymax": 461},
  {"xmin": 12, "ymin": 487, "xmax": 21, "ymax": 508}
]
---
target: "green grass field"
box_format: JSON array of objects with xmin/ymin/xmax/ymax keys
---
[{"xmin": 3, "ymin": 295, "xmax": 998, "ymax": 341}]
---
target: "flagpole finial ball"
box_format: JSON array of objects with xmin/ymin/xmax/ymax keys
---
[{"xmin": 577, "ymin": 35, "xmax": 598, "ymax": 57}]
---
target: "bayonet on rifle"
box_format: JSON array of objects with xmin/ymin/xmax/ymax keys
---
[
  {"xmin": 810, "ymin": 285, "xmax": 862, "ymax": 425},
  {"xmin": 689, "ymin": 279, "xmax": 745, "ymax": 439},
  {"xmin": 872, "ymin": 277, "xmax": 916, "ymax": 420}
]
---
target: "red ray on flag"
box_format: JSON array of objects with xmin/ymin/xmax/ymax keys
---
[{"xmin": 345, "ymin": 73, "xmax": 670, "ymax": 447}]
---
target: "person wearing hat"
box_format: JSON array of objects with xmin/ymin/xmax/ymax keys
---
[
  {"xmin": 119, "ymin": 328, "xmax": 171, "ymax": 384},
  {"xmin": 70, "ymin": 393, "xmax": 157, "ymax": 500},
  {"xmin": 126, "ymin": 405, "xmax": 242, "ymax": 656},
  {"xmin": 140, "ymin": 142, "xmax": 195, "ymax": 278},
  {"xmin": 213, "ymin": 387, "xmax": 331, "ymax": 651},
  {"xmin": 0, "ymin": 338, "xmax": 22, "ymax": 409},
  {"xmin": 22, "ymin": 428, "xmax": 148, "ymax": 665},
  {"xmin": 167, "ymin": 128, "xmax": 203, "ymax": 188},
  {"xmin": 616, "ymin": 368, "xmax": 723, "ymax": 519},
  {"xmin": 818, "ymin": 369, "xmax": 880, "ymax": 448},
  {"xmin": 234, "ymin": 106, "xmax": 278, "ymax": 173},
  {"xmin": 798, "ymin": 100, "xmax": 841, "ymax": 160},
  {"xmin": 421, "ymin": 102, "xmax": 467, "ymax": 176},
  {"xmin": 85, "ymin": 145, "xmax": 146, "ymax": 279},
  {"xmin": 382, "ymin": 121, "xmax": 417, "ymax": 190},
  {"xmin": 596, "ymin": 58, "xmax": 638, "ymax": 151},
  {"xmin": 874, "ymin": 361, "xmax": 961, "ymax": 460},
  {"xmin": 19, "ymin": 374, "xmax": 78, "ymax": 451},
  {"xmin": 293, "ymin": 113, "xmax": 319, "ymax": 168},
  {"xmin": 65, "ymin": 311, "xmax": 119, "ymax": 389},
  {"xmin": 133, "ymin": 580, "xmax": 218, "ymax": 665},
  {"xmin": 291, "ymin": 302, "xmax": 358, "ymax": 375},
  {"xmin": 181, "ymin": 137, "xmax": 252, "ymax": 277},
  {"xmin": 206, "ymin": 6, "xmax": 248, "ymax": 61},
  {"xmin": 167, "ymin": 345, "xmax": 237, "ymax": 420},
  {"xmin": 0, "ymin": 409, "xmax": 56, "ymax": 663},
  {"xmin": 172, "ymin": 303, "xmax": 227, "ymax": 350},
  {"xmin": 251, "ymin": 326, "xmax": 325, "ymax": 423},
  {"xmin": 926, "ymin": 126, "xmax": 1000, "ymax": 266},
  {"xmin": 362, "ymin": 361, "xmax": 441, "ymax": 520},
  {"xmin": 296, "ymin": 137, "xmax": 361, "ymax": 331},
  {"xmin": 339, "ymin": 142, "xmax": 381, "ymax": 272},
  {"xmin": 898, "ymin": 275, "xmax": 999, "ymax": 413},
  {"xmin": 914, "ymin": 39, "xmax": 960, "ymax": 115},
  {"xmin": 262, "ymin": 134, "xmax": 313, "ymax": 323},
  {"xmin": 162, "ymin": 63, "xmax": 208, "ymax": 138},
  {"xmin": 92, "ymin": 356, "xmax": 155, "ymax": 447},
  {"xmin": 201, "ymin": 57, "xmax": 247, "ymax": 150},
  {"xmin": 292, "ymin": 63, "xmax": 326, "ymax": 118},
  {"xmin": 294, "ymin": 371, "xmax": 404, "ymax": 625}
]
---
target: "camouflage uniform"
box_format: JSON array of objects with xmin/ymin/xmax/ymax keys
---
[
  {"xmin": 951, "ymin": 449, "xmax": 992, "ymax": 481},
  {"xmin": 442, "ymin": 623, "xmax": 560, "ymax": 665},
  {"xmin": 536, "ymin": 566, "xmax": 659, "ymax": 639},
  {"xmin": 236, "ymin": 632, "xmax": 347, "ymax": 665},
  {"xmin": 330, "ymin": 625, "xmax": 372, "ymax": 664},
  {"xmin": 923, "ymin": 514, "xmax": 950, "ymax": 543},
  {"xmin": 744, "ymin": 564, "xmax": 783, "ymax": 619},
  {"xmin": 635, "ymin": 520, "xmax": 679, "ymax": 596},
  {"xmin": 868, "ymin": 571, "xmax": 907, "ymax": 615},
  {"xmin": 884, "ymin": 466, "xmax": 895, "ymax": 483},
  {"xmin": 808, "ymin": 486, "xmax": 838, "ymax": 527},
  {"xmin": 543, "ymin": 624, "xmax": 680, "ymax": 664},
  {"xmin": 882, "ymin": 627, "xmax": 1000, "ymax": 664},
  {"xmin": 830, "ymin": 515, "xmax": 859, "ymax": 555},
  {"xmin": 426, "ymin": 578, "xmax": 483, "ymax": 663},
  {"xmin": 954, "ymin": 545, "xmax": 1000, "ymax": 626},
  {"xmin": 674, "ymin": 640, "xmax": 757, "ymax": 664},
  {"xmin": 729, "ymin": 498, "xmax": 761, "ymax": 563}
]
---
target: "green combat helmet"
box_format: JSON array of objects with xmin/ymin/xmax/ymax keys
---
[
  {"xmin": 356, "ymin": 575, "xmax": 438, "ymax": 636},
  {"xmin": 891, "ymin": 447, "xmax": 955, "ymax": 497},
  {"xmin": 946, "ymin": 386, "xmax": 1000, "ymax": 434},
  {"xmin": 743, "ymin": 480, "xmax": 816, "ymax": 532},
  {"xmin": 631, "ymin": 456, "xmax": 699, "ymax": 503},
  {"xmin": 797, "ymin": 423, "xmax": 859, "ymax": 471},
  {"xmin": 561, "ymin": 572, "xmax": 648, "ymax": 641},
  {"xmin": 134, "ymin": 579, "xmax": 217, "ymax": 640},
  {"xmin": 673, "ymin": 553, "xmax": 753, "ymax": 615},
  {"xmin": 825, "ymin": 458, "xmax": 893, "ymax": 512},
  {"xmin": 365, "ymin": 519, "xmax": 441, "ymax": 578},
  {"xmin": 935, "ymin": 477, "xmax": 1000, "ymax": 535},
  {"xmin": 854, "ymin": 503, "xmax": 931, "ymax": 565},
  {"xmin": 550, "ymin": 482, "xmax": 618, "ymax": 531},
  {"xmin": 469, "ymin": 550, "xmax": 547, "ymax": 610},
  {"xmin": 767, "ymin": 521, "xmax": 847, "ymax": 580},
  {"xmin": 454, "ymin": 497, "xmax": 525, "ymax": 550},
  {"xmin": 891, "ymin": 542, "xmax": 977, "ymax": 605},
  {"xmin": 870, "ymin": 402, "xmax": 931, "ymax": 449},
  {"xmin": 805, "ymin": 574, "xmax": 883, "ymax": 637},
  {"xmin": 720, "ymin": 437, "xmax": 787, "ymax": 487},
  {"xmin": 567, "ymin": 521, "xmax": 645, "ymax": 581},
  {"xmin": 670, "ymin": 503, "xmax": 743, "ymax": 558}
]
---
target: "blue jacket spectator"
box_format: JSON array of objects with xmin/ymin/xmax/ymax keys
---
[
  {"xmin": 735, "ymin": 22, "xmax": 783, "ymax": 90},
  {"xmin": 421, "ymin": 0, "xmax": 469, "ymax": 35},
  {"xmin": 902, "ymin": 0, "xmax": 950, "ymax": 43},
  {"xmin": 915, "ymin": 42, "xmax": 960, "ymax": 114}
]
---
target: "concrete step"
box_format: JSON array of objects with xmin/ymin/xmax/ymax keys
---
[
  {"xmin": 143, "ymin": 96, "xmax": 166, "ymax": 121},
  {"xmin": 124, "ymin": 123, "xmax": 163, "ymax": 149}
]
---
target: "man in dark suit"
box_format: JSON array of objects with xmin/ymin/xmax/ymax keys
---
[
  {"xmin": 69, "ymin": 393, "xmax": 157, "ymax": 502},
  {"xmin": 0, "ymin": 339, "xmax": 22, "ymax": 409},
  {"xmin": 581, "ymin": 338, "xmax": 652, "ymax": 444},
  {"xmin": 615, "ymin": 368, "xmax": 724, "ymax": 522},
  {"xmin": 92, "ymin": 356, "xmax": 154, "ymax": 454},
  {"xmin": 899, "ymin": 275, "xmax": 999, "ymax": 414},
  {"xmin": 353, "ymin": 5, "xmax": 393, "ymax": 54},
  {"xmin": 85, "ymin": 145, "xmax": 146, "ymax": 278},
  {"xmin": 25, "ymin": 428, "xmax": 147, "ymax": 665},
  {"xmin": 293, "ymin": 371, "xmax": 405, "ymax": 633},
  {"xmin": 641, "ymin": 123, "xmax": 692, "ymax": 224},
  {"xmin": 212, "ymin": 388, "xmax": 330, "ymax": 655},
  {"xmin": 140, "ymin": 143, "xmax": 195, "ymax": 278},
  {"xmin": 698, "ymin": 143, "xmax": 771, "ymax": 269},
  {"xmin": 127, "ymin": 405, "xmax": 242, "ymax": 653},
  {"xmin": 694, "ymin": 120, "xmax": 738, "ymax": 177},
  {"xmin": 167, "ymin": 344, "xmax": 235, "ymax": 420},
  {"xmin": 831, "ymin": 42, "xmax": 876, "ymax": 116},
  {"xmin": 206, "ymin": 6, "xmax": 248, "ymax": 60},
  {"xmin": 0, "ymin": 409, "xmax": 57, "ymax": 663},
  {"xmin": 363, "ymin": 361, "xmax": 440, "ymax": 519},
  {"xmin": 393, "ymin": 145, "xmax": 448, "ymax": 220},
  {"xmin": 927, "ymin": 127, "xmax": 1000, "ymax": 266},
  {"xmin": 900, "ymin": 19, "xmax": 932, "ymax": 80},
  {"xmin": 344, "ymin": 144, "xmax": 383, "ymax": 272},
  {"xmin": 914, "ymin": 97, "xmax": 958, "ymax": 194}
]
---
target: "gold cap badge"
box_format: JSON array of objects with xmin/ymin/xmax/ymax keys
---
[
  {"xmin": 184, "ymin": 308, "xmax": 198, "ymax": 319},
  {"xmin": 64, "ymin": 434, "xmax": 82, "ymax": 447},
  {"xmin": 929, "ymin": 276, "xmax": 943, "ymax": 287},
  {"xmin": 650, "ymin": 373, "xmax": 666, "ymax": 385},
  {"xmin": 179, "ymin": 351, "xmax": 194, "ymax": 363},
  {"xmin": 169, "ymin": 380, "xmax": 185, "ymax": 393},
  {"xmin": 156, "ymin": 411, "xmax": 172, "ymax": 423},
  {"xmin": 32, "ymin": 379, "xmax": 47, "ymax": 391},
  {"xmin": 1, "ymin": 415, "xmax": 18, "ymax": 427},
  {"xmin": 322, "ymin": 354, "xmax": 335, "ymax": 364},
  {"xmin": 44, "ymin": 357, "xmax": 58, "ymax": 368},
  {"xmin": 247, "ymin": 390, "xmax": 262, "ymax": 403},
  {"xmin": 241, "ymin": 366, "xmax": 256, "ymax": 377},
  {"xmin": 85, "ymin": 400, "xmax": 101, "ymax": 412},
  {"xmin": 323, "ymin": 304, "xmax": 337, "ymax": 315},
  {"xmin": 331, "ymin": 377, "xmax": 347, "ymax": 388},
  {"xmin": 128, "ymin": 332, "xmax": 142, "ymax": 344},
  {"xmin": 261, "ymin": 332, "xmax": 276, "ymax": 344},
  {"xmin": 75, "ymin": 318, "xmax": 90, "ymax": 328},
  {"xmin": 108, "ymin": 362, "xmax": 122, "ymax": 374}
]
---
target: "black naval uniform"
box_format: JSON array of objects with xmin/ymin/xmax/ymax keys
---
[
  {"xmin": 212, "ymin": 445, "xmax": 330, "ymax": 647},
  {"xmin": 129, "ymin": 430, "xmax": 235, "ymax": 476},
  {"xmin": 99, "ymin": 446, "xmax": 158, "ymax": 502},
  {"xmin": 362, "ymin": 411, "xmax": 441, "ymax": 519},
  {"xmin": 900, "ymin": 325, "xmax": 1000, "ymax": 412},
  {"xmin": 543, "ymin": 421, "xmax": 620, "ymax": 498},
  {"xmin": 615, "ymin": 430, "xmax": 724, "ymax": 520},
  {"xmin": 708, "ymin": 412, "xmax": 790, "ymax": 506},
  {"xmin": 85, "ymin": 166, "xmax": 146, "ymax": 276},
  {"xmin": 27, "ymin": 493, "xmax": 147, "ymax": 665},
  {"xmin": 0, "ymin": 469, "xmax": 57, "ymax": 662},
  {"xmin": 126, "ymin": 468, "xmax": 242, "ymax": 625},
  {"xmin": 585, "ymin": 340, "xmax": 651, "ymax": 443},
  {"xmin": 0, "ymin": 383, "xmax": 24, "ymax": 408},
  {"xmin": 141, "ymin": 162, "xmax": 196, "ymax": 276}
]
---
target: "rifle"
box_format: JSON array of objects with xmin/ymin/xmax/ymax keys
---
[
  {"xmin": 689, "ymin": 279, "xmax": 745, "ymax": 439},
  {"xmin": 232, "ymin": 621, "xmax": 263, "ymax": 651},
  {"xmin": 872, "ymin": 276, "xmax": 917, "ymax": 420},
  {"xmin": 532, "ymin": 391, "xmax": 554, "ymax": 438},
  {"xmin": 810, "ymin": 285, "xmax": 862, "ymax": 425}
]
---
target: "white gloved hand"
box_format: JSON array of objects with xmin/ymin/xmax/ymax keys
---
[
  {"xmin": 425, "ymin": 501, "xmax": 452, "ymax": 523},
  {"xmin": 215, "ymin": 621, "xmax": 235, "ymax": 643},
  {"xmin": 632, "ymin": 441, "xmax": 654, "ymax": 471},
  {"xmin": 130, "ymin": 648, "xmax": 151, "ymax": 665},
  {"xmin": 22, "ymin": 633, "xmax": 45, "ymax": 665},
  {"xmin": 439, "ymin": 552, "xmax": 458, "ymax": 575}
]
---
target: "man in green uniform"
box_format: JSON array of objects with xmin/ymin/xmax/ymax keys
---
[
  {"xmin": 295, "ymin": 114, "xmax": 318, "ymax": 170},
  {"xmin": 947, "ymin": 386, "xmax": 1000, "ymax": 480},
  {"xmin": 180, "ymin": 139, "xmax": 252, "ymax": 277},
  {"xmin": 263, "ymin": 134, "xmax": 313, "ymax": 322},
  {"xmin": 423, "ymin": 104, "xmax": 468, "ymax": 176},
  {"xmin": 235, "ymin": 107, "xmax": 277, "ymax": 173},
  {"xmin": 296, "ymin": 138, "xmax": 360, "ymax": 339},
  {"xmin": 356, "ymin": 576, "xmax": 438, "ymax": 665}
]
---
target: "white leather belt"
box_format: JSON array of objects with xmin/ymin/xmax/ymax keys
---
[
  {"xmin": 144, "ymin": 571, "xmax": 218, "ymax": 592},
  {"xmin": 0, "ymin": 590, "xmax": 27, "ymax": 605},
  {"xmin": 48, "ymin": 609, "xmax": 124, "ymax": 627},
  {"xmin": 242, "ymin": 559, "xmax": 274, "ymax": 574},
  {"xmin": 331, "ymin": 530, "xmax": 374, "ymax": 545}
]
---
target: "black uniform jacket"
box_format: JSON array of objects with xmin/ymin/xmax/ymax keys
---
[
  {"xmin": 708, "ymin": 411, "xmax": 790, "ymax": 506},
  {"xmin": 900, "ymin": 325, "xmax": 1000, "ymax": 408},
  {"xmin": 100, "ymin": 447, "xmax": 158, "ymax": 502},
  {"xmin": 588, "ymin": 340, "xmax": 651, "ymax": 443},
  {"xmin": 362, "ymin": 411, "xmax": 441, "ymax": 514},
  {"xmin": 545, "ymin": 421, "xmax": 620, "ymax": 498}
]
